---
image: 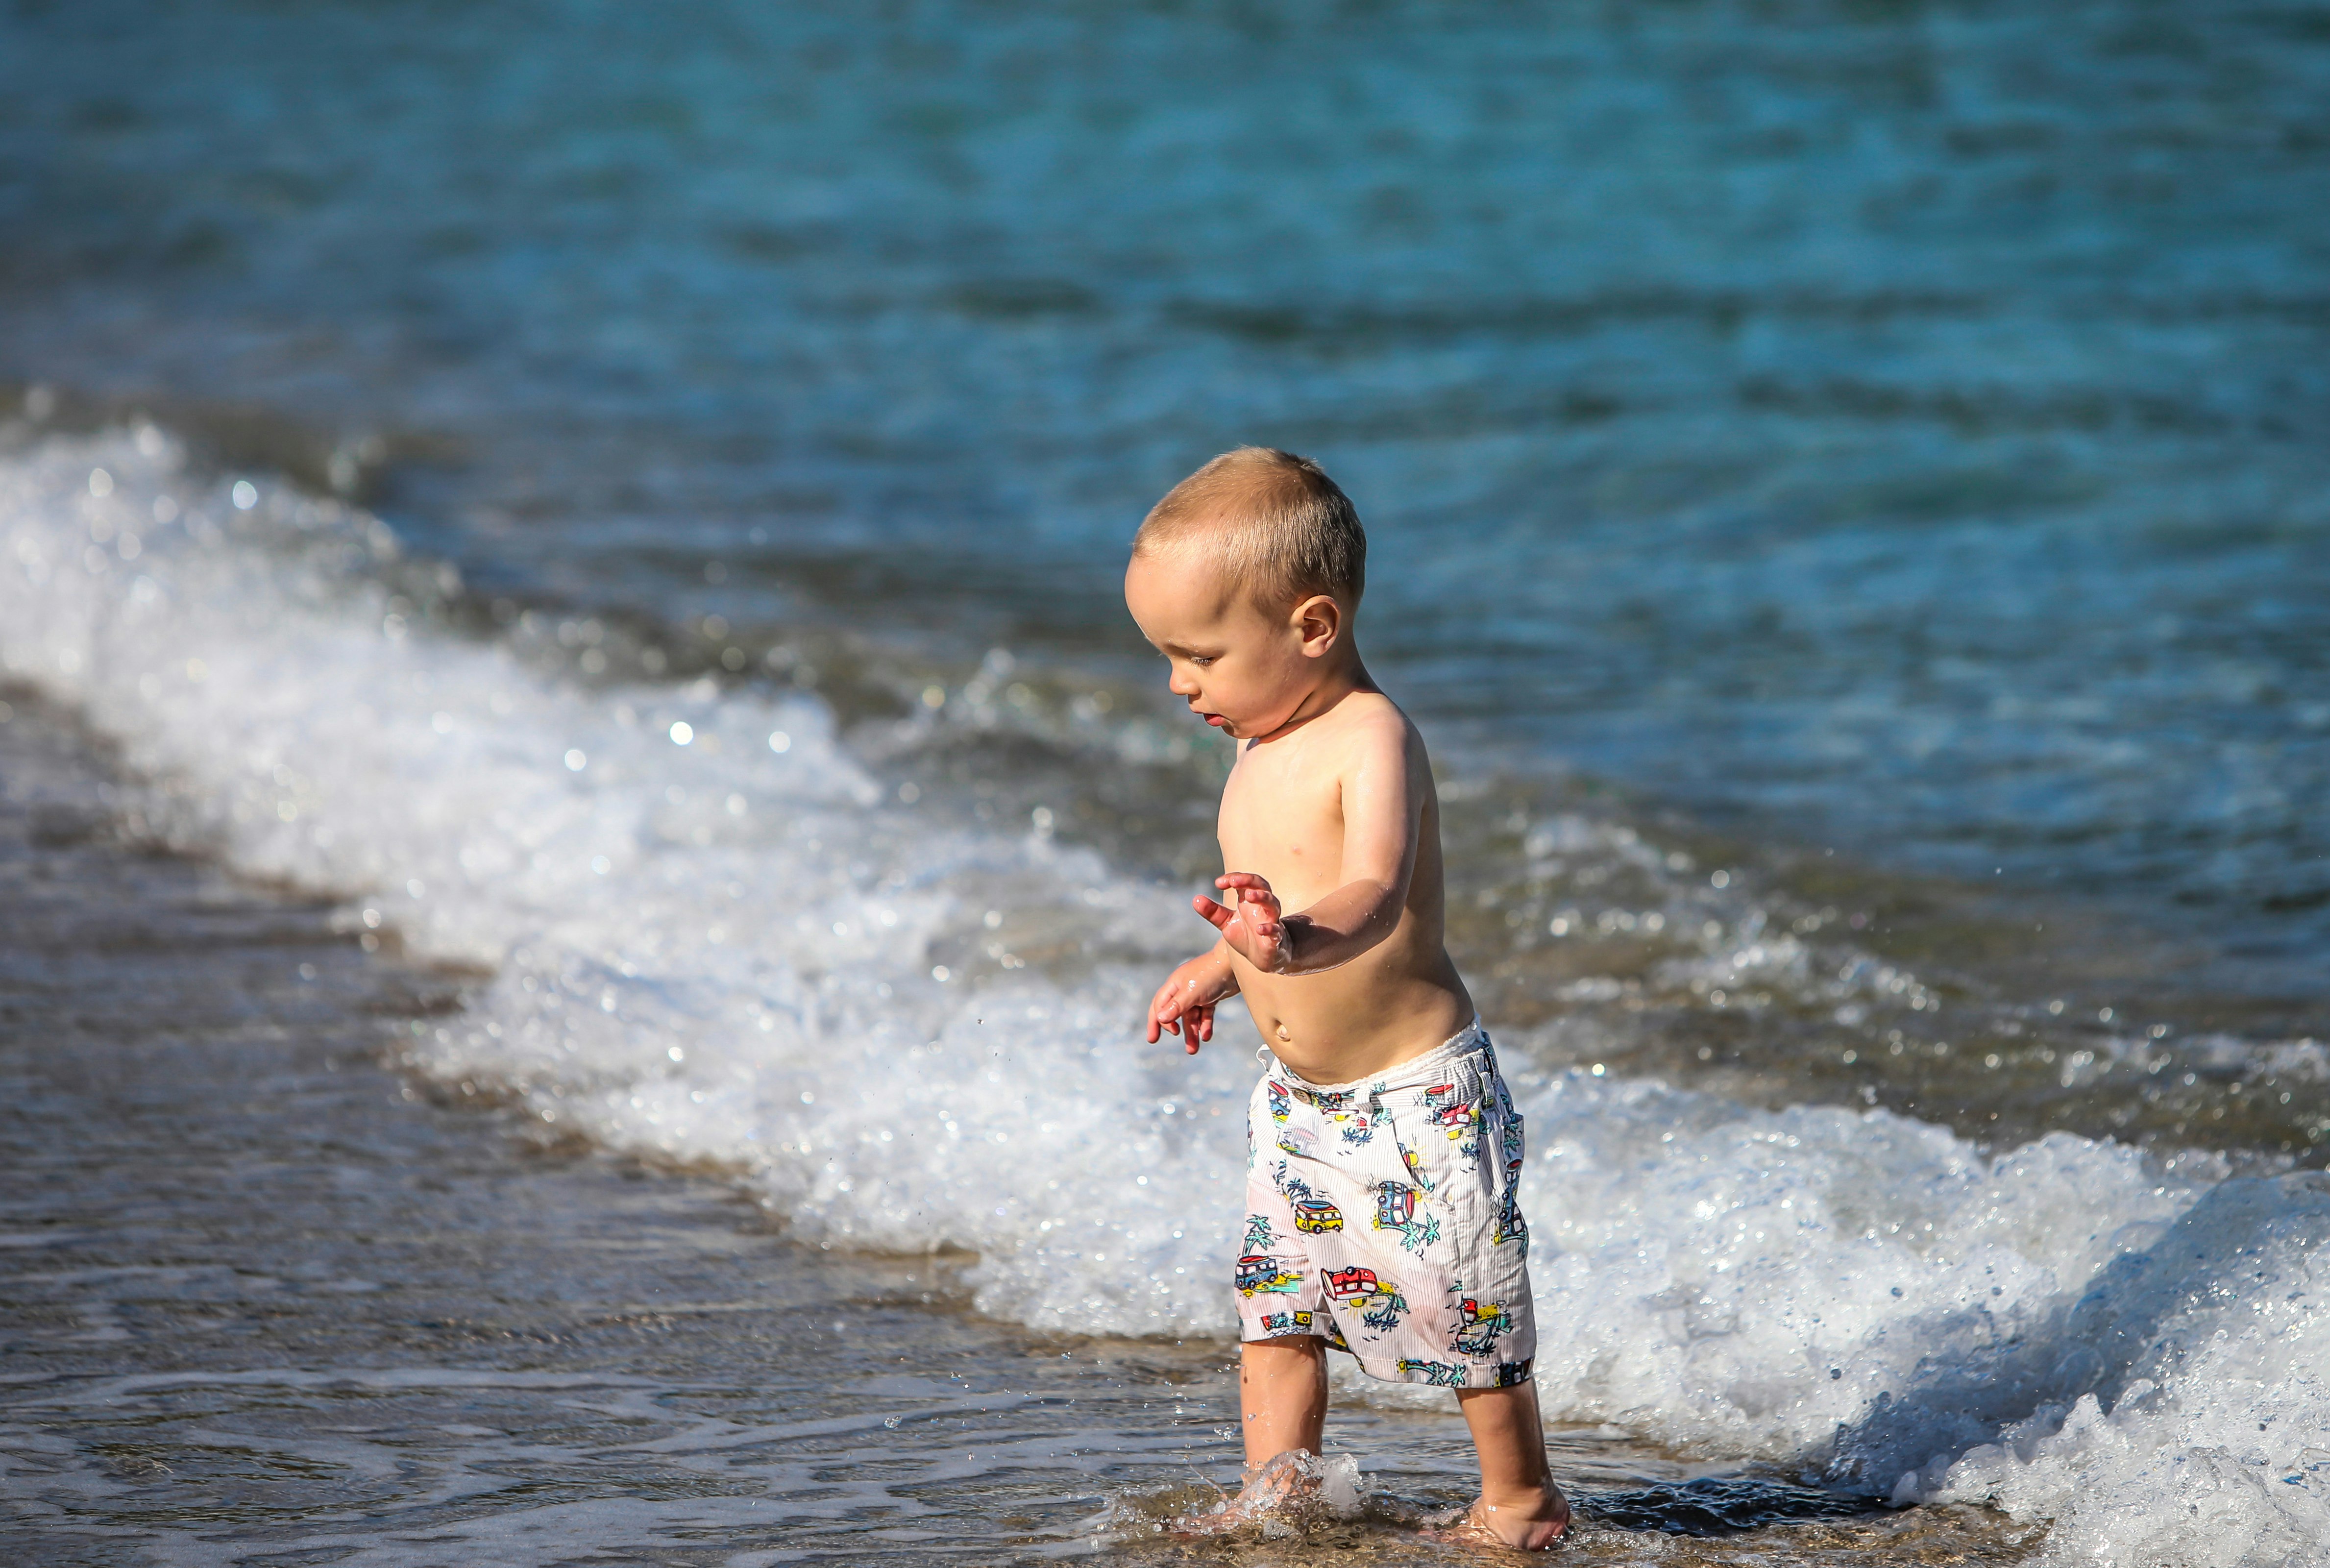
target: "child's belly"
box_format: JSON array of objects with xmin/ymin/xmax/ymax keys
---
[{"xmin": 1234, "ymin": 936, "xmax": 1475, "ymax": 1084}]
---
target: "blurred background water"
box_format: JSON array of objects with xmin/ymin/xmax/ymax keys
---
[
  {"xmin": 3, "ymin": 2, "xmax": 2328, "ymax": 1563},
  {"xmin": 7, "ymin": 0, "xmax": 2327, "ymax": 978}
]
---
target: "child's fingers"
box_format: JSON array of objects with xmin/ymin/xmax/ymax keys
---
[
  {"xmin": 1193, "ymin": 894, "xmax": 1236, "ymax": 931},
  {"xmin": 1148, "ymin": 984, "xmax": 1182, "ymax": 1043}
]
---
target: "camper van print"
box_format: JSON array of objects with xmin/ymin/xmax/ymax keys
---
[
  {"xmin": 1371, "ymin": 1183, "xmax": 1440, "ymax": 1254},
  {"xmin": 1235, "ymin": 1254, "xmax": 1305, "ymax": 1297},
  {"xmin": 1325, "ymin": 1265, "xmax": 1410, "ymax": 1332},
  {"xmin": 1293, "ymin": 1197, "xmax": 1344, "ymax": 1233},
  {"xmin": 1451, "ymin": 1296, "xmax": 1515, "ymax": 1357},
  {"xmin": 1258, "ymin": 1308, "xmax": 1315, "ymax": 1336},
  {"xmin": 1421, "ymin": 1080, "xmax": 1482, "ymax": 1160},
  {"xmin": 1266, "ymin": 1079, "xmax": 1319, "ymax": 1157},
  {"xmin": 1275, "ymin": 1171, "xmax": 1345, "ymax": 1233}
]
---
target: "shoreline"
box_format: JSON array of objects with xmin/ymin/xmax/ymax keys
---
[{"xmin": 0, "ymin": 689, "xmax": 2039, "ymax": 1563}]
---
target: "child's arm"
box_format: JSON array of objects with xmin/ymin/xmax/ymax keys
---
[
  {"xmin": 1196, "ymin": 715, "xmax": 1420, "ymax": 977},
  {"xmin": 1146, "ymin": 941, "xmax": 1239, "ymax": 1054}
]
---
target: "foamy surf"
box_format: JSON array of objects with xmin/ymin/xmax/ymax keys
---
[{"xmin": 4, "ymin": 424, "xmax": 2326, "ymax": 1566}]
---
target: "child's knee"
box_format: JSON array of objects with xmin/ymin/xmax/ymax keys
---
[
  {"xmin": 1240, "ymin": 1334, "xmax": 1327, "ymax": 1374},
  {"xmin": 1455, "ymin": 1379, "xmax": 1534, "ymax": 1408},
  {"xmin": 1243, "ymin": 1333, "xmax": 1325, "ymax": 1356}
]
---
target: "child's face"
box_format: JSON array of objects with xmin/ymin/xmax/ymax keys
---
[{"xmin": 1124, "ymin": 545, "xmax": 1334, "ymax": 741}]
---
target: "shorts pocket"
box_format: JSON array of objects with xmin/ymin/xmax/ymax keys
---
[{"xmin": 1342, "ymin": 1098, "xmax": 1423, "ymax": 1195}]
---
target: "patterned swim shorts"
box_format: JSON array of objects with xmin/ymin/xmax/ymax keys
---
[{"xmin": 1235, "ymin": 1021, "xmax": 1535, "ymax": 1389}]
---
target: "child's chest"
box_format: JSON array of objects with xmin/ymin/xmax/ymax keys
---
[{"xmin": 1216, "ymin": 742, "xmax": 1345, "ymax": 896}]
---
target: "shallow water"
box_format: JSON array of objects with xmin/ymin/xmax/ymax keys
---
[
  {"xmin": 0, "ymin": 695, "xmax": 2040, "ymax": 1565},
  {"xmin": 6, "ymin": 431, "xmax": 2329, "ymax": 1568}
]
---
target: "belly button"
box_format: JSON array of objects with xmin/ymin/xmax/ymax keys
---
[{"xmin": 1275, "ymin": 1024, "xmax": 1291, "ymax": 1041}]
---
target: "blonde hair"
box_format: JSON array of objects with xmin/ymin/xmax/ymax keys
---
[{"xmin": 1132, "ymin": 447, "xmax": 1366, "ymax": 609}]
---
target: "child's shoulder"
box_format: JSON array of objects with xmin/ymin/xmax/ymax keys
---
[
  {"xmin": 1332, "ymin": 686, "xmax": 1411, "ymax": 733},
  {"xmin": 1315, "ymin": 688, "xmax": 1423, "ymax": 764}
]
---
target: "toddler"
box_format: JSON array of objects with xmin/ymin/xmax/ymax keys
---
[{"xmin": 1126, "ymin": 447, "xmax": 1570, "ymax": 1548}]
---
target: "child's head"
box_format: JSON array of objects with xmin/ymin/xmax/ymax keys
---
[{"xmin": 1123, "ymin": 447, "xmax": 1369, "ymax": 740}]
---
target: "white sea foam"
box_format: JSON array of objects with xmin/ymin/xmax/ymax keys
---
[{"xmin": 5, "ymin": 426, "xmax": 2327, "ymax": 1565}]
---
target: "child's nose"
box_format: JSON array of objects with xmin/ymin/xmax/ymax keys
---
[{"xmin": 1168, "ymin": 668, "xmax": 1200, "ymax": 696}]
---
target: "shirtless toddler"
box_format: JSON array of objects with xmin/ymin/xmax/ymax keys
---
[{"xmin": 1125, "ymin": 447, "xmax": 1570, "ymax": 1549}]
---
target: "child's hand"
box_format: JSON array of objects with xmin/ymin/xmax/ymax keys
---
[
  {"xmin": 1147, "ymin": 953, "xmax": 1236, "ymax": 1054},
  {"xmin": 1196, "ymin": 872, "xmax": 1291, "ymax": 975}
]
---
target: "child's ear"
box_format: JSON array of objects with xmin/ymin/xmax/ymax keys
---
[{"xmin": 1292, "ymin": 593, "xmax": 1341, "ymax": 658}]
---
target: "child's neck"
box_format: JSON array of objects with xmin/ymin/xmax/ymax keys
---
[{"xmin": 1250, "ymin": 653, "xmax": 1376, "ymax": 745}]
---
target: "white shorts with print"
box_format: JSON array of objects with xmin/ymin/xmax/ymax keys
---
[{"xmin": 1235, "ymin": 1021, "xmax": 1535, "ymax": 1389}]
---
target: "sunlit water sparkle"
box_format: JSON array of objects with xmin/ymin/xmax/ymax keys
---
[{"xmin": 4, "ymin": 2, "xmax": 2329, "ymax": 1562}]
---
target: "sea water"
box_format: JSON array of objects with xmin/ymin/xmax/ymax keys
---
[
  {"xmin": 4, "ymin": 0, "xmax": 2325, "ymax": 986},
  {"xmin": 6, "ymin": 424, "xmax": 2328, "ymax": 1564},
  {"xmin": 3, "ymin": 2, "xmax": 2329, "ymax": 1563}
]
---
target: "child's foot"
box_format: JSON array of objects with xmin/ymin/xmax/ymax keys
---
[
  {"xmin": 1172, "ymin": 1449, "xmax": 1322, "ymax": 1536},
  {"xmin": 1426, "ymin": 1487, "xmax": 1571, "ymax": 1550}
]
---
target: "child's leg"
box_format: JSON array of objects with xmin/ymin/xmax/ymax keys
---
[
  {"xmin": 1239, "ymin": 1334, "xmax": 1327, "ymax": 1467},
  {"xmin": 1454, "ymin": 1383, "xmax": 1571, "ymax": 1548}
]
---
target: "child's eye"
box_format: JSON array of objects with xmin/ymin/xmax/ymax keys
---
[{"xmin": 1189, "ymin": 656, "xmax": 1214, "ymax": 667}]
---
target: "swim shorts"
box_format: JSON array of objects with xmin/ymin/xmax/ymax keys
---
[{"xmin": 1235, "ymin": 1020, "xmax": 1535, "ymax": 1389}]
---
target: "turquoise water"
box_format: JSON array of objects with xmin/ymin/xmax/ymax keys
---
[
  {"xmin": 5, "ymin": 5, "xmax": 2330, "ymax": 1564},
  {"xmin": 5, "ymin": 0, "xmax": 2325, "ymax": 974}
]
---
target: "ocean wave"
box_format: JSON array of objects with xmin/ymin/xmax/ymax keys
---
[{"xmin": 4, "ymin": 424, "xmax": 2326, "ymax": 1564}]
